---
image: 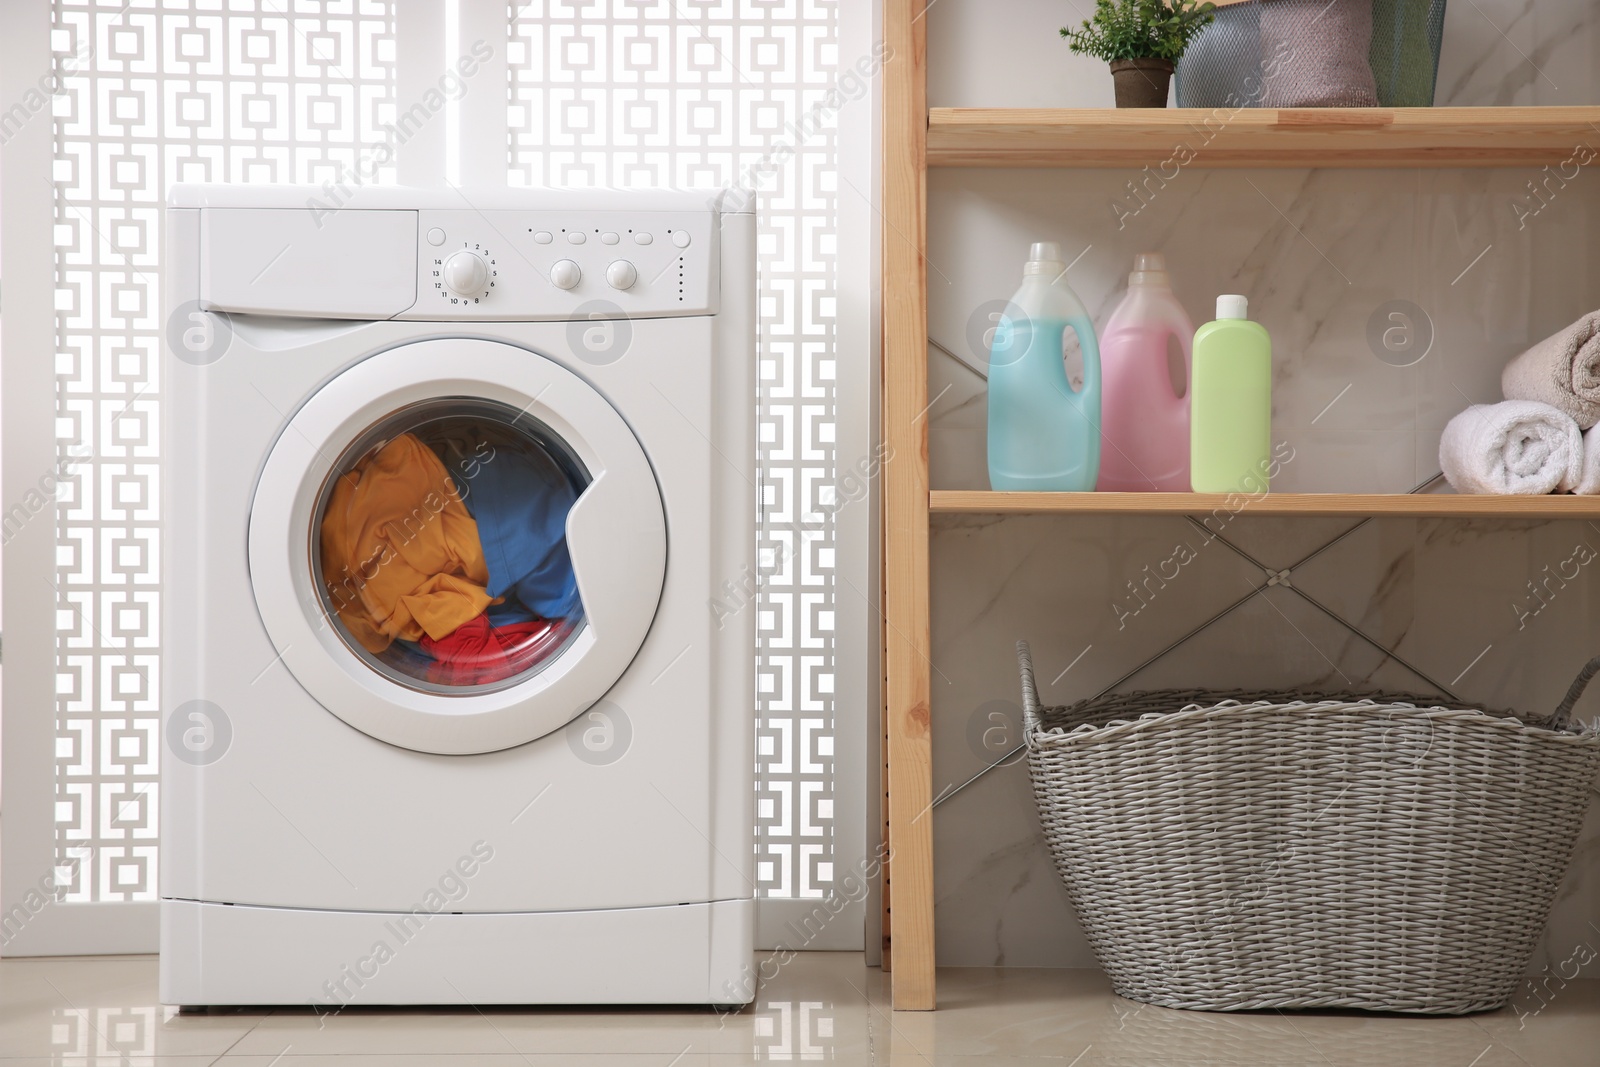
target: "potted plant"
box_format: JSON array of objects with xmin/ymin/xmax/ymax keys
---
[{"xmin": 1062, "ymin": 0, "xmax": 1218, "ymax": 108}]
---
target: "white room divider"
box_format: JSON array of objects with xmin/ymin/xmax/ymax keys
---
[{"xmin": 2, "ymin": 0, "xmax": 875, "ymax": 957}]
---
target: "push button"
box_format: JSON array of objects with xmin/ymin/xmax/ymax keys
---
[
  {"xmin": 634, "ymin": 232, "xmax": 653, "ymax": 245},
  {"xmin": 601, "ymin": 231, "xmax": 620, "ymax": 245},
  {"xmin": 672, "ymin": 230, "xmax": 691, "ymax": 249},
  {"xmin": 533, "ymin": 231, "xmax": 553, "ymax": 244},
  {"xmin": 426, "ymin": 227, "xmax": 446, "ymax": 246},
  {"xmin": 567, "ymin": 231, "xmax": 587, "ymax": 245}
]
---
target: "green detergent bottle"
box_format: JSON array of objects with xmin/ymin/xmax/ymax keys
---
[{"xmin": 1190, "ymin": 295, "xmax": 1272, "ymax": 494}]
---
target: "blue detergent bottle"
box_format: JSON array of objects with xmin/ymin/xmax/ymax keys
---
[{"xmin": 987, "ymin": 242, "xmax": 1102, "ymax": 491}]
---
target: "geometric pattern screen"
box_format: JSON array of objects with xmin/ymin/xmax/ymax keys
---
[
  {"xmin": 510, "ymin": 0, "xmax": 840, "ymax": 901},
  {"xmin": 52, "ymin": 0, "xmax": 838, "ymax": 904},
  {"xmin": 52, "ymin": 0, "xmax": 398, "ymax": 903}
]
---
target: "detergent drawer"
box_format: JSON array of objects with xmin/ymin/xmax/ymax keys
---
[{"xmin": 200, "ymin": 206, "xmax": 418, "ymax": 319}]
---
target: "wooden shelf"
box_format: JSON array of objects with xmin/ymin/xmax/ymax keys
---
[
  {"xmin": 931, "ymin": 490, "xmax": 1600, "ymax": 518},
  {"xmin": 927, "ymin": 106, "xmax": 1600, "ymax": 168}
]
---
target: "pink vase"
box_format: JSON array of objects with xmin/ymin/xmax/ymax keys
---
[{"xmin": 1096, "ymin": 253, "xmax": 1194, "ymax": 492}]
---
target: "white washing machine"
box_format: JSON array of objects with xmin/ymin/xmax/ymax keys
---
[{"xmin": 159, "ymin": 186, "xmax": 755, "ymax": 1007}]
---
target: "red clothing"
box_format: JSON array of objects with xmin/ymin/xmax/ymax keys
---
[{"xmin": 420, "ymin": 616, "xmax": 569, "ymax": 686}]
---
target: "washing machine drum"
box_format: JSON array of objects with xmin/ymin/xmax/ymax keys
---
[{"xmin": 249, "ymin": 338, "xmax": 666, "ymax": 755}]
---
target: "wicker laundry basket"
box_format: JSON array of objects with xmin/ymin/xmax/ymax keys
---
[{"xmin": 1018, "ymin": 641, "xmax": 1600, "ymax": 1013}]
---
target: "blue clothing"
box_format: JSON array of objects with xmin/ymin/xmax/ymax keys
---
[
  {"xmin": 458, "ymin": 441, "xmax": 582, "ymax": 622},
  {"xmin": 383, "ymin": 638, "xmax": 436, "ymax": 677},
  {"xmin": 485, "ymin": 597, "xmax": 542, "ymax": 626}
]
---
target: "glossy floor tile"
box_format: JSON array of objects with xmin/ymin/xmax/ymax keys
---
[{"xmin": 0, "ymin": 952, "xmax": 1594, "ymax": 1065}]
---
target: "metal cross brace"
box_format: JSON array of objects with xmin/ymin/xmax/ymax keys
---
[{"xmin": 931, "ymin": 473, "xmax": 1455, "ymax": 810}]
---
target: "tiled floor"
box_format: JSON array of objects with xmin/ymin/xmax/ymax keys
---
[{"xmin": 0, "ymin": 952, "xmax": 1594, "ymax": 1065}]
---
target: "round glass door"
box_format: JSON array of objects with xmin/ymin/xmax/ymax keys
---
[
  {"xmin": 314, "ymin": 399, "xmax": 587, "ymax": 694},
  {"xmin": 249, "ymin": 337, "xmax": 667, "ymax": 754}
]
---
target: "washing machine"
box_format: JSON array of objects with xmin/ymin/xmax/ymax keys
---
[{"xmin": 158, "ymin": 185, "xmax": 755, "ymax": 1007}]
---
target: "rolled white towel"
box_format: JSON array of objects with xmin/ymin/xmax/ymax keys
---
[
  {"xmin": 1439, "ymin": 401, "xmax": 1583, "ymax": 495},
  {"xmin": 1577, "ymin": 424, "xmax": 1600, "ymax": 495}
]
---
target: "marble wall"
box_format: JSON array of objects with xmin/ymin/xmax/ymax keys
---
[{"xmin": 919, "ymin": 0, "xmax": 1600, "ymax": 969}]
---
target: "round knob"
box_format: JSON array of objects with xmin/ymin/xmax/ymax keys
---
[
  {"xmin": 443, "ymin": 251, "xmax": 488, "ymax": 296},
  {"xmin": 605, "ymin": 260, "xmax": 638, "ymax": 291},
  {"xmin": 550, "ymin": 259, "xmax": 581, "ymax": 290}
]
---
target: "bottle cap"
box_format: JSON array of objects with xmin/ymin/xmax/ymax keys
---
[
  {"xmin": 1216, "ymin": 294, "xmax": 1249, "ymax": 320},
  {"xmin": 1128, "ymin": 252, "xmax": 1169, "ymax": 288},
  {"xmin": 1024, "ymin": 241, "xmax": 1066, "ymax": 275}
]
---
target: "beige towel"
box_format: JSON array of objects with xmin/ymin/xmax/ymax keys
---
[{"xmin": 1501, "ymin": 311, "xmax": 1600, "ymax": 430}]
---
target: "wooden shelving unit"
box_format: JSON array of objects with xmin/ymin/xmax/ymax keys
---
[{"xmin": 879, "ymin": 0, "xmax": 1598, "ymax": 1011}]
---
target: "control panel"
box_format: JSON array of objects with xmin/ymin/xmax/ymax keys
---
[{"xmin": 397, "ymin": 209, "xmax": 717, "ymax": 320}]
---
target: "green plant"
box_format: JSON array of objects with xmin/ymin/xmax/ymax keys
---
[{"xmin": 1060, "ymin": 0, "xmax": 1217, "ymax": 63}]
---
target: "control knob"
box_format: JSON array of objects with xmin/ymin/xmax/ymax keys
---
[
  {"xmin": 550, "ymin": 259, "xmax": 581, "ymax": 290},
  {"xmin": 606, "ymin": 260, "xmax": 638, "ymax": 291},
  {"xmin": 443, "ymin": 251, "xmax": 489, "ymax": 296}
]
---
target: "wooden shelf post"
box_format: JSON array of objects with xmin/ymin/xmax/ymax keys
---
[{"xmin": 881, "ymin": 0, "xmax": 935, "ymax": 1010}]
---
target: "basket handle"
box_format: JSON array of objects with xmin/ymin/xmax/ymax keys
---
[
  {"xmin": 1551, "ymin": 654, "xmax": 1600, "ymax": 731},
  {"xmin": 1017, "ymin": 640, "xmax": 1042, "ymax": 741}
]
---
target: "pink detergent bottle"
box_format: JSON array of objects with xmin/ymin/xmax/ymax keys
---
[{"xmin": 1097, "ymin": 253, "xmax": 1195, "ymax": 492}]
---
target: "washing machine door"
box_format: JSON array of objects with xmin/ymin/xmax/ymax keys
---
[{"xmin": 249, "ymin": 338, "xmax": 666, "ymax": 754}]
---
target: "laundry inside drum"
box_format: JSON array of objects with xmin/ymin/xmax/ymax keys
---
[{"xmin": 314, "ymin": 398, "xmax": 589, "ymax": 692}]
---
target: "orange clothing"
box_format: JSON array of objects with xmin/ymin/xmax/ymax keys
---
[{"xmin": 320, "ymin": 433, "xmax": 494, "ymax": 653}]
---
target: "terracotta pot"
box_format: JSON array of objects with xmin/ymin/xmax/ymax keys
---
[{"xmin": 1110, "ymin": 58, "xmax": 1175, "ymax": 108}]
